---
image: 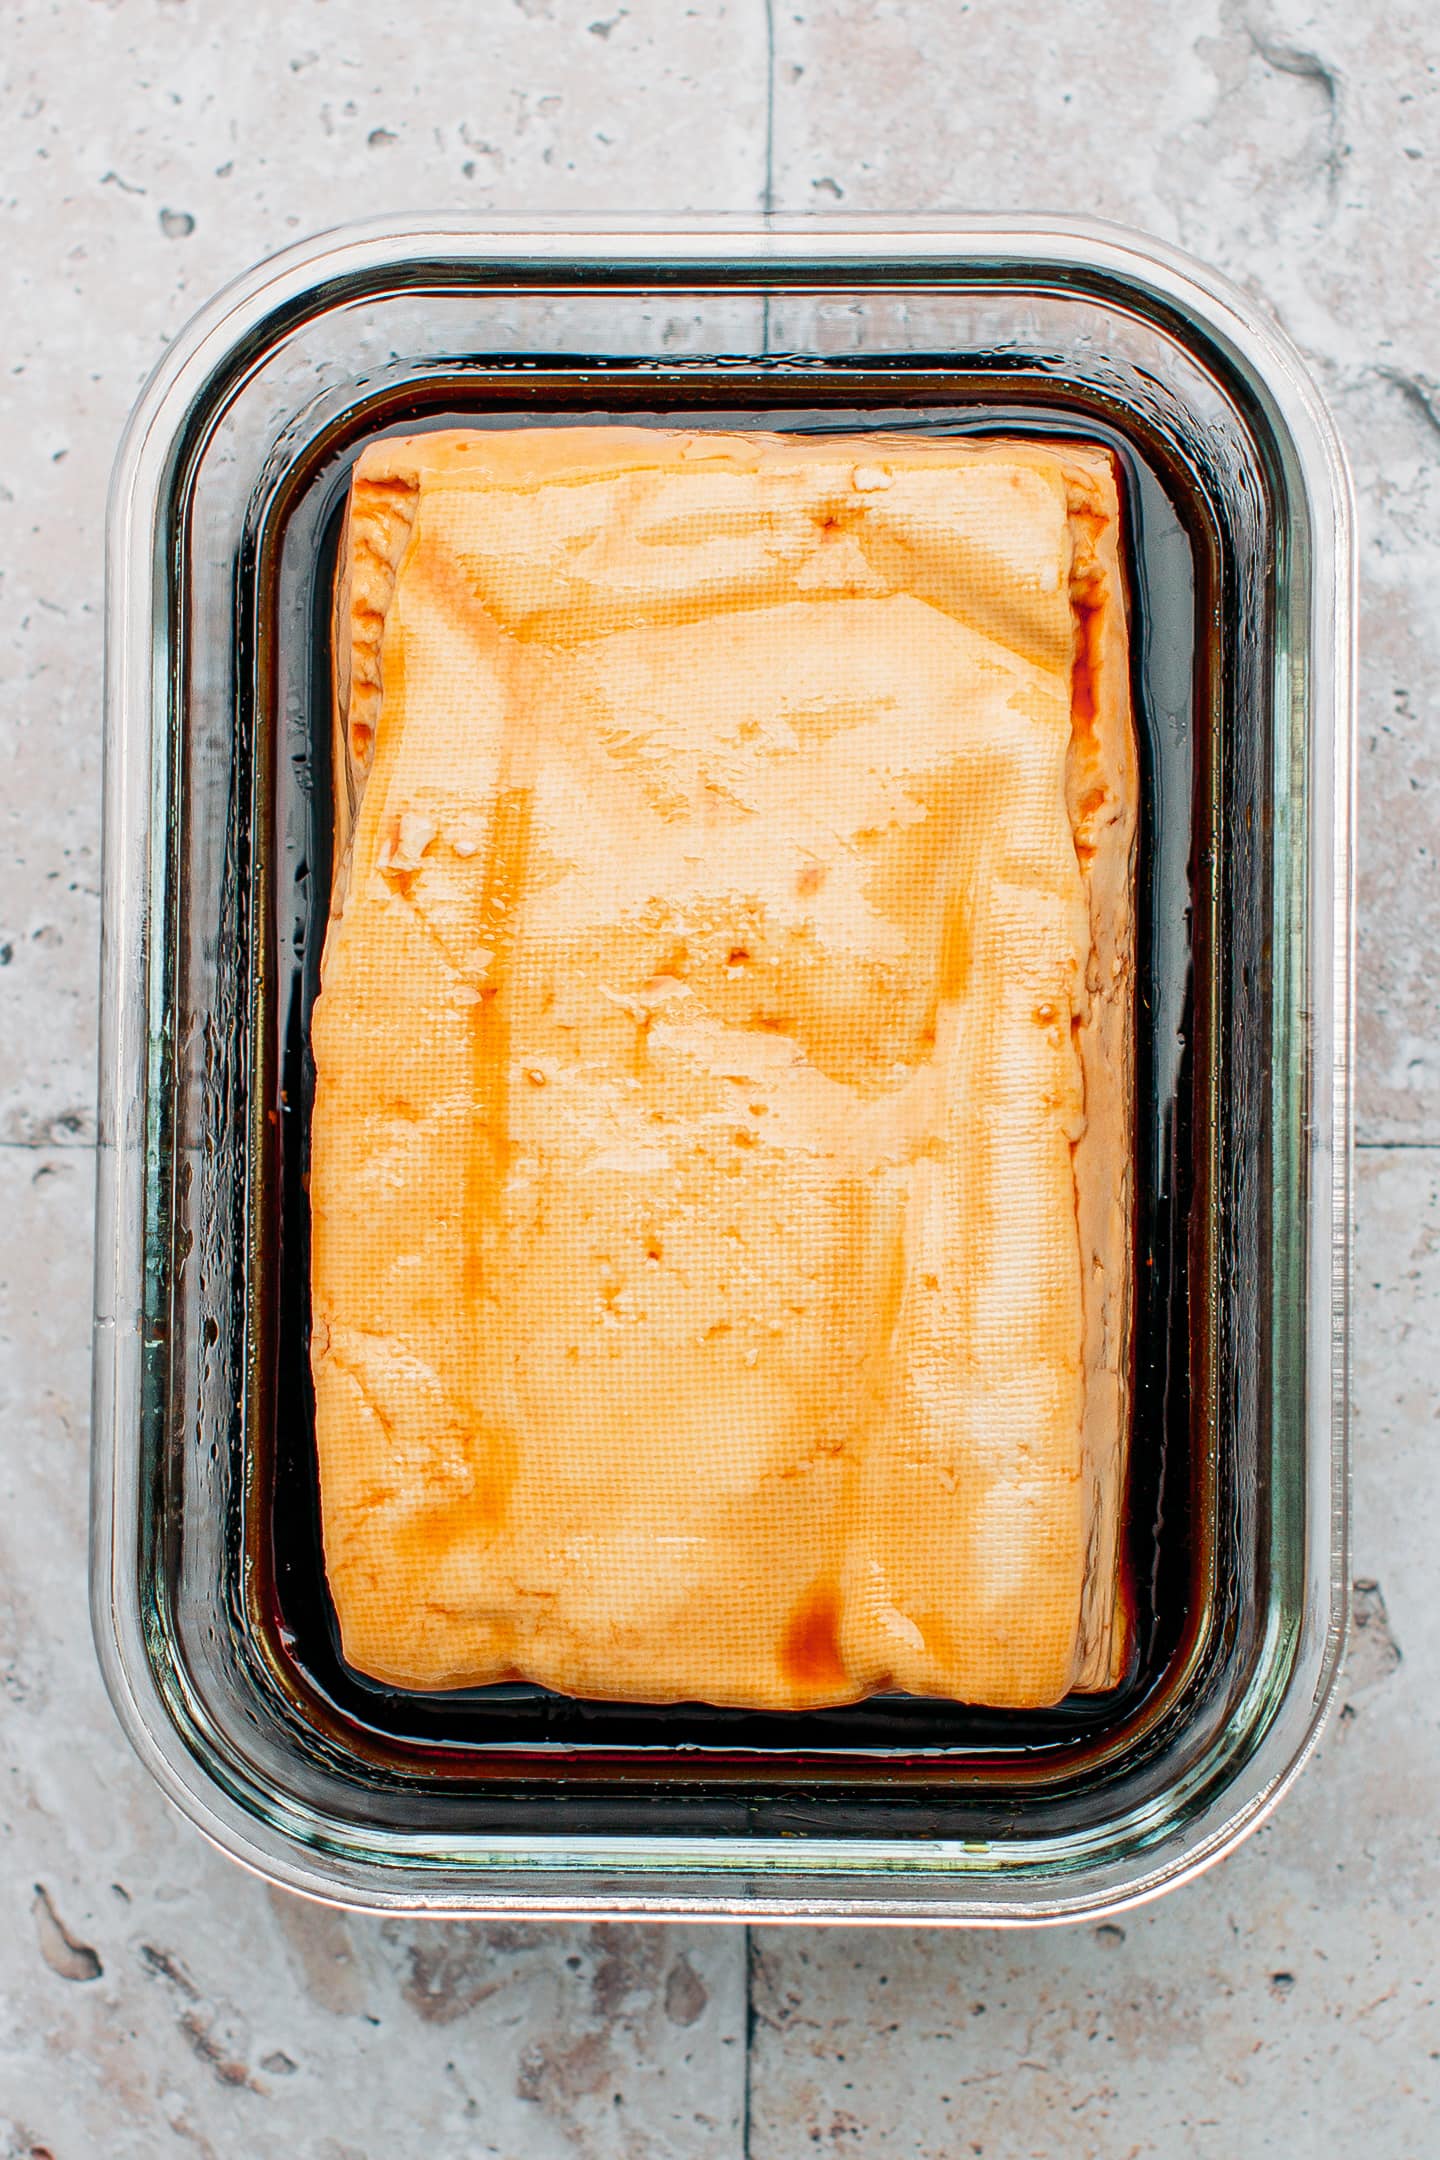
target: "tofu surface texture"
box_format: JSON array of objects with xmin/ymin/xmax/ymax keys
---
[{"xmin": 310, "ymin": 425, "xmax": 1137, "ymax": 1710}]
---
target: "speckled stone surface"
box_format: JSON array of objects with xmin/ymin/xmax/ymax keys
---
[{"xmin": 2, "ymin": 3, "xmax": 1436, "ymax": 2154}]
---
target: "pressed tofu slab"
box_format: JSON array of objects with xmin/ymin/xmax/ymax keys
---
[{"xmin": 309, "ymin": 426, "xmax": 1137, "ymax": 1711}]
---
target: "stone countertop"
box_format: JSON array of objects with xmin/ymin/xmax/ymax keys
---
[{"xmin": 1, "ymin": 3, "xmax": 1435, "ymax": 2154}]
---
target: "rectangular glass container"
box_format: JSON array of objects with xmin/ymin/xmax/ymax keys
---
[{"xmin": 93, "ymin": 218, "xmax": 1354, "ymax": 1921}]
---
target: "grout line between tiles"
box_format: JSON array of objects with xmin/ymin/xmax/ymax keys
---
[
  {"xmin": 1354, "ymin": 1139, "xmax": 1440, "ymax": 1152},
  {"xmin": 761, "ymin": 0, "xmax": 776, "ymax": 215},
  {"xmin": 760, "ymin": 0, "xmax": 776, "ymax": 358},
  {"xmin": 742, "ymin": 1922, "xmax": 757, "ymax": 2156}
]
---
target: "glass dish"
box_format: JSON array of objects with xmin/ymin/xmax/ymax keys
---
[{"xmin": 93, "ymin": 217, "xmax": 1354, "ymax": 1921}]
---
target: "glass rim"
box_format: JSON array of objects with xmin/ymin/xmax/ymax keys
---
[{"xmin": 93, "ymin": 214, "xmax": 1355, "ymax": 1921}]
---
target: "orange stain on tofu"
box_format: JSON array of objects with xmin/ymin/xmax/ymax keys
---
[
  {"xmin": 464, "ymin": 784, "xmax": 534, "ymax": 1301},
  {"xmin": 780, "ymin": 1580, "xmax": 849, "ymax": 1691},
  {"xmin": 388, "ymin": 1424, "xmax": 520, "ymax": 1568},
  {"xmin": 1070, "ymin": 589, "xmax": 1105, "ymax": 747},
  {"xmin": 937, "ymin": 893, "xmax": 971, "ymax": 1003}
]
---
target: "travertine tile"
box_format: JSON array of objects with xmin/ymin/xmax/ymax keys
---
[
  {"xmin": 1, "ymin": 11, "xmax": 767, "ymax": 2148},
  {"xmin": 0, "ymin": 0, "xmax": 771, "ymax": 1148},
  {"xmin": 744, "ymin": 1146, "xmax": 1440, "ymax": 2159},
  {"xmin": 770, "ymin": 0, "xmax": 1223, "ymax": 221},
  {"xmin": 0, "ymin": 1146, "xmax": 746, "ymax": 2158},
  {"xmin": 771, "ymin": 0, "xmax": 1440, "ymax": 1142}
]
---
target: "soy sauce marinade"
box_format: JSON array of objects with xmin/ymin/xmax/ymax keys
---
[{"xmin": 254, "ymin": 379, "xmax": 1202, "ymax": 1807}]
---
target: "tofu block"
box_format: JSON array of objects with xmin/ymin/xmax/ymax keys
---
[{"xmin": 309, "ymin": 425, "xmax": 1137, "ymax": 1709}]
